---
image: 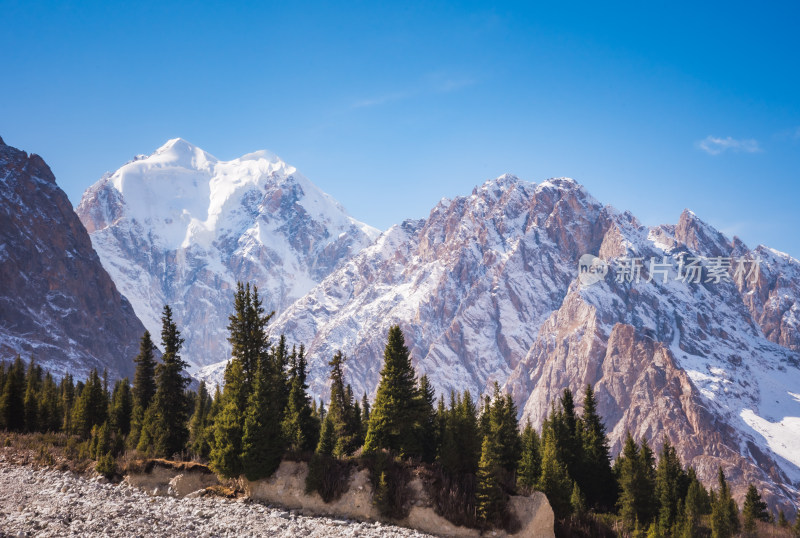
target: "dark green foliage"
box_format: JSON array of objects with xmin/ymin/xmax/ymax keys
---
[
  {"xmin": 742, "ymin": 483, "xmax": 769, "ymax": 533},
  {"xmin": 282, "ymin": 346, "xmax": 319, "ymax": 454},
  {"xmin": 96, "ymin": 451, "xmax": 116, "ymax": 478},
  {"xmin": 137, "ymin": 305, "xmax": 190, "ymax": 458},
  {"xmin": 241, "ymin": 349, "xmax": 286, "ymax": 480},
  {"xmin": 710, "ymin": 467, "xmax": 739, "ymax": 538},
  {"xmin": 417, "ymin": 375, "xmax": 438, "ymax": 464},
  {"xmin": 578, "ymin": 385, "xmax": 616, "ymax": 511},
  {"xmin": 655, "ymin": 438, "xmax": 688, "ymax": 531},
  {"xmin": 108, "ymin": 378, "xmax": 132, "ymax": 437},
  {"xmin": 23, "ymin": 359, "xmax": 42, "ymax": 432},
  {"xmin": 227, "ymin": 282, "xmax": 274, "ymax": 392},
  {"xmin": 360, "ymin": 392, "xmax": 370, "ymax": 440},
  {"xmin": 0, "ymin": 356, "xmax": 26, "ymax": 431},
  {"xmin": 538, "ymin": 427, "xmax": 573, "ymax": 520},
  {"xmin": 616, "ymin": 432, "xmax": 657, "ymax": 531},
  {"xmin": 364, "ymin": 326, "xmax": 422, "ymax": 458},
  {"xmin": 71, "ymin": 369, "xmax": 108, "ymax": 438},
  {"xmin": 316, "ymin": 415, "xmax": 336, "ymax": 456},
  {"xmin": 366, "ymin": 451, "xmax": 412, "ymax": 519},
  {"xmin": 439, "ymin": 390, "xmax": 481, "ymax": 476},
  {"xmin": 325, "ymin": 351, "xmax": 361, "ymax": 456},
  {"xmin": 517, "ymin": 420, "xmax": 541, "ymax": 492},
  {"xmin": 210, "ymin": 359, "xmax": 247, "ymax": 477},
  {"xmin": 777, "ymin": 508, "xmax": 788, "ymax": 528},
  {"xmin": 188, "ymin": 381, "xmax": 212, "ymax": 458},
  {"xmin": 476, "ymin": 434, "xmax": 507, "ymax": 526},
  {"xmin": 132, "ymin": 331, "xmax": 157, "ymax": 410},
  {"xmin": 483, "ymin": 384, "xmax": 521, "ymax": 486},
  {"xmin": 305, "ymin": 453, "xmax": 352, "ymax": 503}
]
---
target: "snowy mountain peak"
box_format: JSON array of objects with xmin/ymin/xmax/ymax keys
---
[{"xmin": 77, "ymin": 140, "xmax": 379, "ymax": 372}]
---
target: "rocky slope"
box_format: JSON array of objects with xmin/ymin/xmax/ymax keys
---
[
  {"xmin": 0, "ymin": 136, "xmax": 147, "ymax": 380},
  {"xmin": 0, "ymin": 462, "xmax": 431, "ymax": 537},
  {"xmin": 260, "ymin": 176, "xmax": 799, "ymax": 514},
  {"xmin": 76, "ymin": 138, "xmax": 379, "ymax": 373}
]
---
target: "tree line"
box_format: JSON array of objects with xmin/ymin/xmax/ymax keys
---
[{"xmin": 1, "ymin": 282, "xmax": 798, "ymax": 536}]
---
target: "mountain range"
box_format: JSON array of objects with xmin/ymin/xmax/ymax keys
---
[{"xmin": 1, "ymin": 136, "xmax": 798, "ymax": 515}]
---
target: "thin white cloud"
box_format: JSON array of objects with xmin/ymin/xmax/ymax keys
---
[
  {"xmin": 351, "ymin": 74, "xmax": 477, "ymax": 110},
  {"xmin": 697, "ymin": 135, "xmax": 761, "ymax": 156}
]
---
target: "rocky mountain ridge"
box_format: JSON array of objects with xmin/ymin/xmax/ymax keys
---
[{"xmin": 0, "ymin": 136, "xmax": 148, "ymax": 380}]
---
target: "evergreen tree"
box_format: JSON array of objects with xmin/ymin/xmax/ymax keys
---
[
  {"xmin": 210, "ymin": 361, "xmax": 246, "ymax": 477},
  {"xmin": 227, "ymin": 283, "xmax": 273, "ymax": 392},
  {"xmin": 655, "ymin": 438, "xmax": 687, "ymax": 531},
  {"xmin": 0, "ymin": 356, "xmax": 25, "ymax": 431},
  {"xmin": 59, "ymin": 374, "xmax": 75, "ymax": 433},
  {"xmin": 326, "ymin": 350, "xmax": 359, "ymax": 456},
  {"xmin": 417, "ymin": 375, "xmax": 438, "ymax": 464},
  {"xmin": 132, "ymin": 331, "xmax": 157, "ymax": 410},
  {"xmin": 138, "ymin": 305, "xmax": 190, "ymax": 458},
  {"xmin": 38, "ymin": 373, "xmax": 61, "ymax": 432},
  {"xmin": 129, "ymin": 331, "xmax": 157, "ymax": 448},
  {"xmin": 364, "ymin": 326, "xmax": 422, "ymax": 458},
  {"xmin": 578, "ymin": 384, "xmax": 616, "ymax": 510},
  {"xmin": 710, "ymin": 467, "xmax": 739, "ymax": 538},
  {"xmin": 188, "ymin": 381, "xmax": 211, "ymax": 458},
  {"xmin": 360, "ymin": 392, "xmax": 370, "ymax": 440},
  {"xmin": 108, "ymin": 379, "xmax": 132, "ymax": 437},
  {"xmin": 571, "ymin": 481, "xmax": 587, "ymax": 518},
  {"xmin": 476, "ymin": 434, "xmax": 506, "ymax": 526},
  {"xmin": 439, "ymin": 390, "xmax": 481, "ymax": 476},
  {"xmin": 483, "ymin": 384, "xmax": 521, "ymax": 490},
  {"xmin": 538, "ymin": 427, "xmax": 572, "ymax": 519},
  {"xmin": 741, "ymin": 483, "xmax": 769, "ymax": 533},
  {"xmin": 23, "ymin": 359, "xmax": 41, "ymax": 432},
  {"xmin": 517, "ymin": 420, "xmax": 541, "ymax": 492},
  {"xmin": 242, "ymin": 326, "xmax": 288, "ymax": 480},
  {"xmin": 316, "ymin": 415, "xmax": 336, "ymax": 456},
  {"xmin": 617, "ymin": 433, "xmax": 656, "ymax": 530},
  {"xmin": 72, "ymin": 369, "xmax": 108, "ymax": 438},
  {"xmin": 281, "ymin": 346, "xmax": 319, "ymax": 453}
]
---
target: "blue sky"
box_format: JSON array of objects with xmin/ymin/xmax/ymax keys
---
[{"xmin": 3, "ymin": 1, "xmax": 799, "ymax": 257}]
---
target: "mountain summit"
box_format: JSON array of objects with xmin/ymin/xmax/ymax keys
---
[{"xmin": 77, "ymin": 139, "xmax": 379, "ymax": 372}]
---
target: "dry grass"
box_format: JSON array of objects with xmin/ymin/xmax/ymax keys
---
[{"xmin": 0, "ymin": 431, "xmax": 93, "ymax": 474}]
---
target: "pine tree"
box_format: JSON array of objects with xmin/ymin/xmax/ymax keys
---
[
  {"xmin": 281, "ymin": 346, "xmax": 319, "ymax": 453},
  {"xmin": 655, "ymin": 438, "xmax": 687, "ymax": 531},
  {"xmin": 517, "ymin": 420, "xmax": 541, "ymax": 492},
  {"xmin": 72, "ymin": 369, "xmax": 108, "ymax": 438},
  {"xmin": 188, "ymin": 381, "xmax": 211, "ymax": 458},
  {"xmin": 571, "ymin": 481, "xmax": 587, "ymax": 518},
  {"xmin": 138, "ymin": 305, "xmax": 190, "ymax": 458},
  {"xmin": 0, "ymin": 356, "xmax": 25, "ymax": 431},
  {"xmin": 578, "ymin": 384, "xmax": 616, "ymax": 511},
  {"xmin": 38, "ymin": 373, "xmax": 61, "ymax": 432},
  {"xmin": 108, "ymin": 379, "xmax": 132, "ymax": 437},
  {"xmin": 710, "ymin": 467, "xmax": 739, "ymax": 538},
  {"xmin": 326, "ymin": 350, "xmax": 359, "ymax": 456},
  {"xmin": 439, "ymin": 390, "xmax": 481, "ymax": 476},
  {"xmin": 23, "ymin": 359, "xmax": 41, "ymax": 432},
  {"xmin": 227, "ymin": 283, "xmax": 273, "ymax": 392},
  {"xmin": 360, "ymin": 392, "xmax": 370, "ymax": 440},
  {"xmin": 241, "ymin": 325, "xmax": 287, "ymax": 480},
  {"xmin": 210, "ymin": 361, "xmax": 246, "ymax": 477},
  {"xmin": 417, "ymin": 375, "xmax": 438, "ymax": 464},
  {"xmin": 476, "ymin": 434, "xmax": 506, "ymax": 526},
  {"xmin": 59, "ymin": 374, "xmax": 75, "ymax": 433},
  {"xmin": 364, "ymin": 325, "xmax": 422, "ymax": 458},
  {"xmin": 617, "ymin": 433, "xmax": 656, "ymax": 530},
  {"xmin": 316, "ymin": 415, "xmax": 336, "ymax": 456},
  {"xmin": 129, "ymin": 331, "xmax": 157, "ymax": 448},
  {"xmin": 538, "ymin": 427, "xmax": 573, "ymax": 519},
  {"xmin": 742, "ymin": 483, "xmax": 769, "ymax": 533}
]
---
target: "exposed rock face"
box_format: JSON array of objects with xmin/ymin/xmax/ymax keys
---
[
  {"xmin": 0, "ymin": 137, "xmax": 147, "ymax": 380},
  {"xmin": 506, "ymin": 208, "xmax": 800, "ymax": 516},
  {"xmin": 76, "ymin": 138, "xmax": 379, "ymax": 372},
  {"xmin": 269, "ymin": 176, "xmax": 613, "ymax": 400},
  {"xmin": 262, "ymin": 175, "xmax": 799, "ymax": 515}
]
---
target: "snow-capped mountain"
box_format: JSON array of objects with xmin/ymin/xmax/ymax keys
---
[
  {"xmin": 76, "ymin": 138, "xmax": 379, "ymax": 373},
  {"xmin": 259, "ymin": 175, "xmax": 799, "ymax": 514},
  {"xmin": 0, "ymin": 136, "xmax": 148, "ymax": 380}
]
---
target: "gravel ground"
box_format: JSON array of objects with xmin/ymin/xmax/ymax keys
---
[{"xmin": 0, "ymin": 463, "xmax": 434, "ymax": 537}]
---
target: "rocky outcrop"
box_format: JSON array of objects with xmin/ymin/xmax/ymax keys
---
[
  {"xmin": 76, "ymin": 138, "xmax": 378, "ymax": 373},
  {"xmin": 242, "ymin": 460, "xmax": 554, "ymax": 538},
  {"xmin": 0, "ymin": 136, "xmax": 148, "ymax": 380}
]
